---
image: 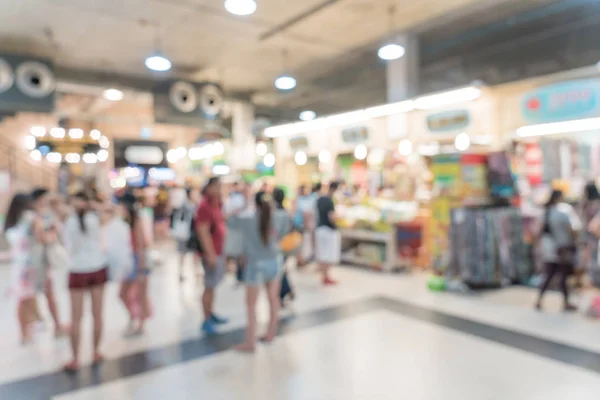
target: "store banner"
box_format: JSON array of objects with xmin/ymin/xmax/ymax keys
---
[
  {"xmin": 341, "ymin": 126, "xmax": 369, "ymax": 143},
  {"xmin": 426, "ymin": 110, "xmax": 470, "ymax": 133},
  {"xmin": 522, "ymin": 79, "xmax": 600, "ymax": 124},
  {"xmin": 0, "ymin": 54, "xmax": 55, "ymax": 113}
]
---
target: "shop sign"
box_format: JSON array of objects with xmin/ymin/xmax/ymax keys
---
[
  {"xmin": 341, "ymin": 126, "xmax": 368, "ymax": 143},
  {"xmin": 522, "ymin": 79, "xmax": 600, "ymax": 124},
  {"xmin": 289, "ymin": 136, "xmax": 308, "ymax": 150},
  {"xmin": 426, "ymin": 110, "xmax": 470, "ymax": 133}
]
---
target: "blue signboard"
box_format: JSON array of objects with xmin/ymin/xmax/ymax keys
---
[
  {"xmin": 426, "ymin": 110, "xmax": 470, "ymax": 133},
  {"xmin": 522, "ymin": 79, "xmax": 600, "ymax": 124}
]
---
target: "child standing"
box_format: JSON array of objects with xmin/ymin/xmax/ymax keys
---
[{"xmin": 4, "ymin": 193, "xmax": 38, "ymax": 344}]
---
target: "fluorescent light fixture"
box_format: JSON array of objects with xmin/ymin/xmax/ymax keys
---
[
  {"xmin": 25, "ymin": 135, "xmax": 36, "ymax": 150},
  {"xmin": 398, "ymin": 139, "xmax": 413, "ymax": 156},
  {"xmin": 82, "ymin": 153, "xmax": 98, "ymax": 164},
  {"xmin": 68, "ymin": 128, "xmax": 84, "ymax": 139},
  {"xmin": 299, "ymin": 110, "xmax": 316, "ymax": 121},
  {"xmin": 516, "ymin": 117, "xmax": 600, "ymax": 137},
  {"xmin": 224, "ymin": 0, "xmax": 257, "ymax": 16},
  {"xmin": 99, "ymin": 136, "xmax": 110, "ymax": 149},
  {"xmin": 50, "ymin": 127, "xmax": 65, "ymax": 138},
  {"xmin": 454, "ymin": 132, "xmax": 470, "ymax": 151},
  {"xmin": 378, "ymin": 43, "xmax": 405, "ymax": 61},
  {"xmin": 145, "ymin": 53, "xmax": 172, "ymax": 72},
  {"xmin": 275, "ymin": 75, "xmax": 296, "ymax": 90},
  {"xmin": 46, "ymin": 152, "xmax": 62, "ymax": 163},
  {"xmin": 414, "ymin": 86, "xmax": 481, "ymax": 110},
  {"xmin": 364, "ymin": 100, "xmax": 413, "ymax": 118},
  {"xmin": 256, "ymin": 142, "xmax": 268, "ymax": 156},
  {"xmin": 318, "ymin": 149, "xmax": 331, "ymax": 164},
  {"xmin": 30, "ymin": 149, "xmax": 42, "ymax": 161},
  {"xmin": 263, "ymin": 153, "xmax": 275, "ymax": 167},
  {"xmin": 90, "ymin": 129, "xmax": 102, "ymax": 140},
  {"xmin": 30, "ymin": 126, "xmax": 46, "ymax": 137},
  {"xmin": 354, "ymin": 144, "xmax": 367, "ymax": 160},
  {"xmin": 212, "ymin": 164, "xmax": 231, "ymax": 175},
  {"xmin": 97, "ymin": 149, "xmax": 109, "ymax": 162},
  {"xmin": 103, "ymin": 88, "xmax": 124, "ymax": 101},
  {"xmin": 294, "ymin": 151, "xmax": 307, "ymax": 166},
  {"xmin": 65, "ymin": 153, "xmax": 80, "ymax": 163}
]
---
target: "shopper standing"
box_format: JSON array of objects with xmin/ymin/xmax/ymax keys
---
[
  {"xmin": 171, "ymin": 188, "xmax": 199, "ymax": 282},
  {"xmin": 536, "ymin": 190, "xmax": 579, "ymax": 311},
  {"xmin": 30, "ymin": 188, "xmax": 67, "ymax": 337},
  {"xmin": 315, "ymin": 182, "xmax": 340, "ymax": 285},
  {"xmin": 583, "ymin": 182, "xmax": 600, "ymax": 283},
  {"xmin": 63, "ymin": 192, "xmax": 109, "ymax": 371},
  {"xmin": 232, "ymin": 191, "xmax": 290, "ymax": 352},
  {"xmin": 273, "ymin": 187, "xmax": 295, "ymax": 304},
  {"xmin": 196, "ymin": 177, "xmax": 228, "ymax": 335}
]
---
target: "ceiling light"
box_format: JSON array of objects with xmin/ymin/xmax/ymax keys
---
[
  {"xmin": 97, "ymin": 149, "xmax": 109, "ymax": 162},
  {"xmin": 398, "ymin": 139, "xmax": 413, "ymax": 156},
  {"xmin": 30, "ymin": 126, "xmax": 46, "ymax": 137},
  {"xmin": 516, "ymin": 117, "xmax": 600, "ymax": 137},
  {"xmin": 263, "ymin": 153, "xmax": 275, "ymax": 168},
  {"xmin": 256, "ymin": 142, "xmax": 268, "ymax": 156},
  {"xmin": 25, "ymin": 135, "xmax": 36, "ymax": 150},
  {"xmin": 299, "ymin": 110, "xmax": 316, "ymax": 121},
  {"xmin": 367, "ymin": 148, "xmax": 385, "ymax": 166},
  {"xmin": 212, "ymin": 142, "xmax": 224, "ymax": 156},
  {"xmin": 65, "ymin": 153, "xmax": 80, "ymax": 164},
  {"xmin": 318, "ymin": 149, "xmax": 331, "ymax": 164},
  {"xmin": 50, "ymin": 127, "xmax": 65, "ymax": 138},
  {"xmin": 378, "ymin": 43, "xmax": 405, "ymax": 61},
  {"xmin": 212, "ymin": 164, "xmax": 231, "ymax": 175},
  {"xmin": 455, "ymin": 132, "xmax": 471, "ymax": 151},
  {"xmin": 103, "ymin": 88, "xmax": 124, "ymax": 101},
  {"xmin": 354, "ymin": 144, "xmax": 367, "ymax": 160},
  {"xmin": 167, "ymin": 149, "xmax": 179, "ymax": 164},
  {"xmin": 99, "ymin": 136, "xmax": 110, "ymax": 149},
  {"xmin": 30, "ymin": 149, "xmax": 42, "ymax": 161},
  {"xmin": 145, "ymin": 53, "xmax": 172, "ymax": 72},
  {"xmin": 188, "ymin": 147, "xmax": 206, "ymax": 161},
  {"xmin": 46, "ymin": 152, "xmax": 62, "ymax": 163},
  {"xmin": 294, "ymin": 151, "xmax": 307, "ymax": 166},
  {"xmin": 68, "ymin": 128, "xmax": 84, "ymax": 139},
  {"xmin": 275, "ymin": 75, "xmax": 296, "ymax": 90},
  {"xmin": 82, "ymin": 153, "xmax": 98, "ymax": 164},
  {"xmin": 414, "ymin": 86, "xmax": 481, "ymax": 110},
  {"xmin": 224, "ymin": 0, "xmax": 257, "ymax": 16},
  {"xmin": 90, "ymin": 129, "xmax": 102, "ymax": 140}
]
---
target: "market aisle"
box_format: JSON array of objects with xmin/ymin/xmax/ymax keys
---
[{"xmin": 0, "ymin": 250, "xmax": 599, "ymax": 399}]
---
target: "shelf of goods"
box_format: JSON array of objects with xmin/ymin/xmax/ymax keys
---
[{"xmin": 337, "ymin": 200, "xmax": 422, "ymax": 272}]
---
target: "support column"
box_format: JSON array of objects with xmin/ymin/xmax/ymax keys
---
[
  {"xmin": 385, "ymin": 35, "xmax": 419, "ymax": 141},
  {"xmin": 230, "ymin": 101, "xmax": 256, "ymax": 172}
]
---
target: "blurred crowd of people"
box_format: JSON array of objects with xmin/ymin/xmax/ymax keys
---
[{"xmin": 3, "ymin": 177, "xmax": 344, "ymax": 370}]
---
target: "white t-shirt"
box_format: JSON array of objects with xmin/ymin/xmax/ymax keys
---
[{"xmin": 64, "ymin": 212, "xmax": 107, "ymax": 273}]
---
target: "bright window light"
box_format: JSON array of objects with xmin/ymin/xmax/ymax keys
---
[
  {"xmin": 30, "ymin": 126, "xmax": 46, "ymax": 137},
  {"xmin": 414, "ymin": 86, "xmax": 481, "ymax": 110},
  {"xmin": 398, "ymin": 139, "xmax": 413, "ymax": 156},
  {"xmin": 275, "ymin": 75, "xmax": 296, "ymax": 90},
  {"xmin": 299, "ymin": 110, "xmax": 316, "ymax": 121},
  {"xmin": 378, "ymin": 43, "xmax": 406, "ymax": 61},
  {"xmin": 263, "ymin": 153, "xmax": 275, "ymax": 167},
  {"xmin": 516, "ymin": 117, "xmax": 600, "ymax": 137},
  {"xmin": 455, "ymin": 132, "xmax": 471, "ymax": 151},
  {"xmin": 50, "ymin": 127, "xmax": 65, "ymax": 138},
  {"xmin": 90, "ymin": 129, "xmax": 102, "ymax": 140},
  {"xmin": 68, "ymin": 128, "xmax": 84, "ymax": 139},
  {"xmin": 103, "ymin": 88, "xmax": 124, "ymax": 101},
  {"xmin": 354, "ymin": 144, "xmax": 367, "ymax": 160},
  {"xmin": 97, "ymin": 149, "xmax": 109, "ymax": 162},
  {"xmin": 145, "ymin": 53, "xmax": 172, "ymax": 72},
  {"xmin": 224, "ymin": 0, "xmax": 257, "ymax": 16},
  {"xmin": 294, "ymin": 151, "xmax": 307, "ymax": 166},
  {"xmin": 256, "ymin": 142, "xmax": 268, "ymax": 156}
]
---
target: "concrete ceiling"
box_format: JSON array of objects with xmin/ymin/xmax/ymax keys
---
[{"xmin": 0, "ymin": 0, "xmax": 552, "ymax": 120}]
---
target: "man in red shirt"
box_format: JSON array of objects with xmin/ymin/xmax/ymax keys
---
[{"xmin": 195, "ymin": 177, "xmax": 228, "ymax": 335}]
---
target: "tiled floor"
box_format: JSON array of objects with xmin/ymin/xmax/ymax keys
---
[{"xmin": 0, "ymin": 247, "xmax": 599, "ymax": 399}]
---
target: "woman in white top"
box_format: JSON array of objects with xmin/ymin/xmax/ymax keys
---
[{"xmin": 63, "ymin": 192, "xmax": 109, "ymax": 372}]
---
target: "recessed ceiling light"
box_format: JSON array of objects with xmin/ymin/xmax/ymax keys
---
[
  {"xmin": 68, "ymin": 128, "xmax": 84, "ymax": 139},
  {"xmin": 224, "ymin": 0, "xmax": 257, "ymax": 16},
  {"xmin": 354, "ymin": 144, "xmax": 368, "ymax": 160},
  {"xmin": 145, "ymin": 53, "xmax": 172, "ymax": 72},
  {"xmin": 97, "ymin": 149, "xmax": 109, "ymax": 162},
  {"xmin": 256, "ymin": 142, "xmax": 268, "ymax": 156},
  {"xmin": 50, "ymin": 127, "xmax": 65, "ymax": 138},
  {"xmin": 275, "ymin": 75, "xmax": 296, "ymax": 90},
  {"xmin": 263, "ymin": 153, "xmax": 275, "ymax": 167},
  {"xmin": 103, "ymin": 88, "xmax": 124, "ymax": 101},
  {"xmin": 299, "ymin": 110, "xmax": 316, "ymax": 121},
  {"xmin": 378, "ymin": 43, "xmax": 406, "ymax": 61},
  {"xmin": 294, "ymin": 151, "xmax": 307, "ymax": 166},
  {"xmin": 90, "ymin": 129, "xmax": 102, "ymax": 140},
  {"xmin": 455, "ymin": 132, "xmax": 471, "ymax": 151}
]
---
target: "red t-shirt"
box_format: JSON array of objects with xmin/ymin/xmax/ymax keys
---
[{"xmin": 195, "ymin": 196, "xmax": 226, "ymax": 256}]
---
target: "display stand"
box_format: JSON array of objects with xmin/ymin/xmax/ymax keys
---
[{"xmin": 339, "ymin": 228, "xmax": 400, "ymax": 272}]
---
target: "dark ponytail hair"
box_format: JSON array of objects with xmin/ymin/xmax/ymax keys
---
[
  {"xmin": 255, "ymin": 191, "xmax": 271, "ymax": 246},
  {"xmin": 4, "ymin": 194, "xmax": 32, "ymax": 233},
  {"xmin": 119, "ymin": 193, "xmax": 138, "ymax": 229},
  {"xmin": 545, "ymin": 189, "xmax": 563, "ymax": 209},
  {"xmin": 74, "ymin": 191, "xmax": 89, "ymax": 233}
]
